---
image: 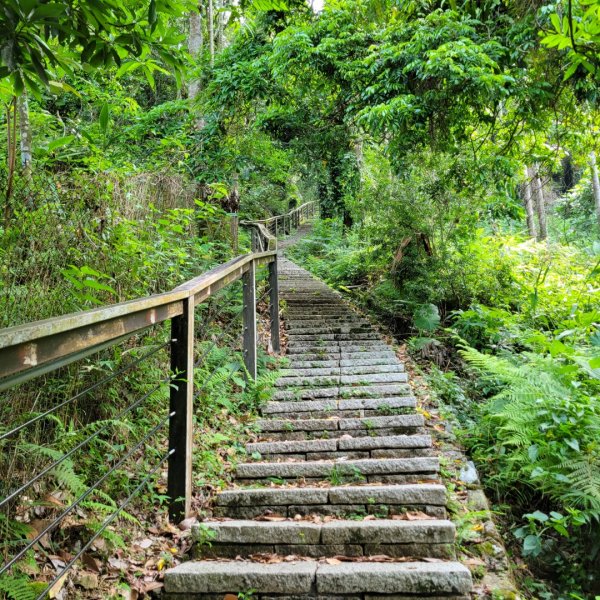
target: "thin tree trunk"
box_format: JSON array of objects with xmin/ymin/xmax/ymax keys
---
[
  {"xmin": 4, "ymin": 98, "xmax": 17, "ymax": 225},
  {"xmin": 207, "ymin": 0, "xmax": 215, "ymax": 67},
  {"xmin": 523, "ymin": 165, "xmax": 536, "ymax": 238},
  {"xmin": 18, "ymin": 94, "xmax": 32, "ymax": 174},
  {"xmin": 188, "ymin": 2, "xmax": 203, "ymax": 99},
  {"xmin": 533, "ymin": 163, "xmax": 547, "ymax": 241},
  {"xmin": 216, "ymin": 0, "xmax": 225, "ymax": 50},
  {"xmin": 590, "ymin": 151, "xmax": 600, "ymax": 228}
]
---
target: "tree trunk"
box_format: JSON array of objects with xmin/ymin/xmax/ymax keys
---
[
  {"xmin": 18, "ymin": 93, "xmax": 32, "ymax": 174},
  {"xmin": 523, "ymin": 165, "xmax": 536, "ymax": 238},
  {"xmin": 207, "ymin": 0, "xmax": 215, "ymax": 67},
  {"xmin": 216, "ymin": 0, "xmax": 225, "ymax": 50},
  {"xmin": 590, "ymin": 151, "xmax": 600, "ymax": 228},
  {"xmin": 4, "ymin": 98, "xmax": 17, "ymax": 225},
  {"xmin": 188, "ymin": 2, "xmax": 203, "ymax": 99},
  {"xmin": 533, "ymin": 164, "xmax": 547, "ymax": 241}
]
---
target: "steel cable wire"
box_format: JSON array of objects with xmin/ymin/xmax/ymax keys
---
[
  {"xmin": 0, "ymin": 341, "xmax": 171, "ymax": 442},
  {"xmin": 0, "ymin": 375, "xmax": 172, "ymax": 510},
  {"xmin": 32, "ymin": 450, "xmax": 174, "ymax": 600},
  {"xmin": 0, "ymin": 412, "xmax": 174, "ymax": 577}
]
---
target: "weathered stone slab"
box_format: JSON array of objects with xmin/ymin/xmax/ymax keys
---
[
  {"xmin": 328, "ymin": 484, "xmax": 446, "ymax": 506},
  {"xmin": 246, "ymin": 439, "xmax": 338, "ymax": 455},
  {"xmin": 288, "ymin": 355, "xmax": 340, "ymax": 364},
  {"xmin": 235, "ymin": 457, "xmax": 439, "ymax": 480},
  {"xmin": 164, "ymin": 560, "xmax": 317, "ymax": 594},
  {"xmin": 339, "ymin": 415, "xmax": 424, "ymax": 430},
  {"xmin": 345, "ymin": 397, "xmax": 416, "ymax": 411},
  {"xmin": 340, "ymin": 364, "xmax": 405, "ymax": 375},
  {"xmin": 275, "ymin": 375, "xmax": 340, "ymax": 387},
  {"xmin": 363, "ymin": 543, "xmax": 454, "ymax": 559},
  {"xmin": 315, "ymin": 561, "xmax": 472, "ymax": 594},
  {"xmin": 197, "ymin": 521, "xmax": 321, "ymax": 545},
  {"xmin": 257, "ymin": 417, "xmax": 339, "ymax": 432},
  {"xmin": 320, "ymin": 520, "xmax": 455, "ymax": 544},
  {"xmin": 261, "ymin": 400, "xmax": 337, "ymax": 415},
  {"xmin": 340, "ymin": 373, "xmax": 408, "ymax": 385},
  {"xmin": 281, "ymin": 367, "xmax": 340, "ymax": 377},
  {"xmin": 272, "ymin": 387, "xmax": 340, "ymax": 401},
  {"xmin": 338, "ymin": 384, "xmax": 412, "ymax": 398},
  {"xmin": 287, "ymin": 359, "xmax": 340, "ymax": 368},
  {"xmin": 338, "ymin": 435, "xmax": 431, "ymax": 451},
  {"xmin": 215, "ymin": 488, "xmax": 329, "ymax": 507},
  {"xmin": 339, "ymin": 357, "xmax": 399, "ymax": 367},
  {"xmin": 286, "ymin": 345, "xmax": 341, "ymax": 354}
]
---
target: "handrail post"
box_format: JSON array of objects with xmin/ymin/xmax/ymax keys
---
[
  {"xmin": 251, "ymin": 227, "xmax": 259, "ymax": 252},
  {"xmin": 242, "ymin": 260, "xmax": 257, "ymax": 380},
  {"xmin": 268, "ymin": 256, "xmax": 280, "ymax": 353},
  {"xmin": 168, "ymin": 295, "xmax": 194, "ymax": 522}
]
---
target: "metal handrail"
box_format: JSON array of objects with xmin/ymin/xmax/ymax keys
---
[
  {"xmin": 0, "ymin": 198, "xmax": 317, "ymax": 513},
  {"xmin": 0, "ymin": 197, "xmax": 318, "ymax": 595},
  {"xmin": 242, "ymin": 200, "xmax": 317, "ymax": 252}
]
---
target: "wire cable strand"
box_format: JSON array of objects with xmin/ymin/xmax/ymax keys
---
[
  {"xmin": 0, "ymin": 340, "xmax": 170, "ymax": 442},
  {"xmin": 33, "ymin": 450, "xmax": 174, "ymax": 600},
  {"xmin": 0, "ymin": 375, "xmax": 171, "ymax": 510},
  {"xmin": 0, "ymin": 412, "xmax": 173, "ymax": 577}
]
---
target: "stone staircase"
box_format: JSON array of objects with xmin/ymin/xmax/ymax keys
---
[{"xmin": 164, "ymin": 250, "xmax": 473, "ymax": 599}]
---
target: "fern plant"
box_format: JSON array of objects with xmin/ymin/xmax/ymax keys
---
[{"xmin": 461, "ymin": 347, "xmax": 600, "ymax": 517}]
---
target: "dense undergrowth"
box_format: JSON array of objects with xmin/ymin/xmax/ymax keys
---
[{"xmin": 289, "ymin": 203, "xmax": 600, "ymax": 596}]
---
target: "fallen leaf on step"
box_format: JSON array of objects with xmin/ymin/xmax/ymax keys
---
[
  {"xmin": 81, "ymin": 553, "xmax": 100, "ymax": 573},
  {"xmin": 325, "ymin": 558, "xmax": 342, "ymax": 565},
  {"xmin": 178, "ymin": 517, "xmax": 197, "ymax": 531},
  {"xmin": 464, "ymin": 557, "xmax": 486, "ymax": 567},
  {"xmin": 47, "ymin": 573, "xmax": 68, "ymax": 599}
]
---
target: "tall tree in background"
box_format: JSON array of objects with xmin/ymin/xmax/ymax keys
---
[
  {"xmin": 523, "ymin": 166, "xmax": 537, "ymax": 238},
  {"xmin": 590, "ymin": 151, "xmax": 600, "ymax": 227},
  {"xmin": 188, "ymin": 2, "xmax": 204, "ymax": 99}
]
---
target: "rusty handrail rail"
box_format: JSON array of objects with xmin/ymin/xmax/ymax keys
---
[
  {"xmin": 0, "ymin": 250, "xmax": 276, "ymax": 390},
  {"xmin": 242, "ymin": 200, "xmax": 317, "ymax": 252},
  {"xmin": 0, "ymin": 196, "xmax": 317, "ymax": 552}
]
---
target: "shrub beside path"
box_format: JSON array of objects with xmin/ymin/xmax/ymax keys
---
[{"xmin": 163, "ymin": 225, "xmax": 474, "ymax": 599}]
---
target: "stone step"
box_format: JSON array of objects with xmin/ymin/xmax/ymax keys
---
[
  {"xmin": 257, "ymin": 415, "xmax": 425, "ymax": 441},
  {"xmin": 286, "ymin": 324, "xmax": 371, "ymax": 333},
  {"xmin": 286, "ymin": 356, "xmax": 401, "ymax": 368},
  {"xmin": 213, "ymin": 483, "xmax": 447, "ymax": 519},
  {"xmin": 259, "ymin": 413, "xmax": 423, "ymax": 432},
  {"xmin": 286, "ymin": 317, "xmax": 368, "ymax": 324},
  {"xmin": 288, "ymin": 335, "xmax": 382, "ymax": 344},
  {"xmin": 287, "ymin": 352, "xmax": 398, "ymax": 364},
  {"xmin": 261, "ymin": 396, "xmax": 416, "ymax": 418},
  {"xmin": 272, "ymin": 384, "xmax": 412, "ymax": 401},
  {"xmin": 234, "ymin": 457, "xmax": 439, "ymax": 484},
  {"xmin": 287, "ymin": 344, "xmax": 392, "ymax": 354},
  {"xmin": 248, "ymin": 434, "xmax": 431, "ymax": 455},
  {"xmin": 275, "ymin": 372, "xmax": 408, "ymax": 388},
  {"xmin": 246, "ymin": 434, "xmax": 432, "ymax": 461},
  {"xmin": 164, "ymin": 560, "xmax": 473, "ymax": 598},
  {"xmin": 194, "ymin": 519, "xmax": 456, "ymax": 559},
  {"xmin": 279, "ymin": 366, "xmax": 406, "ymax": 378}
]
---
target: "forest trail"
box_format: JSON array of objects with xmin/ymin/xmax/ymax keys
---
[{"xmin": 163, "ymin": 228, "xmax": 473, "ymax": 599}]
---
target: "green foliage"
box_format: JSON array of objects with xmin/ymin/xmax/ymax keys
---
[
  {"xmin": 0, "ymin": 0, "xmax": 189, "ymax": 96},
  {"xmin": 541, "ymin": 0, "xmax": 600, "ymax": 80}
]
